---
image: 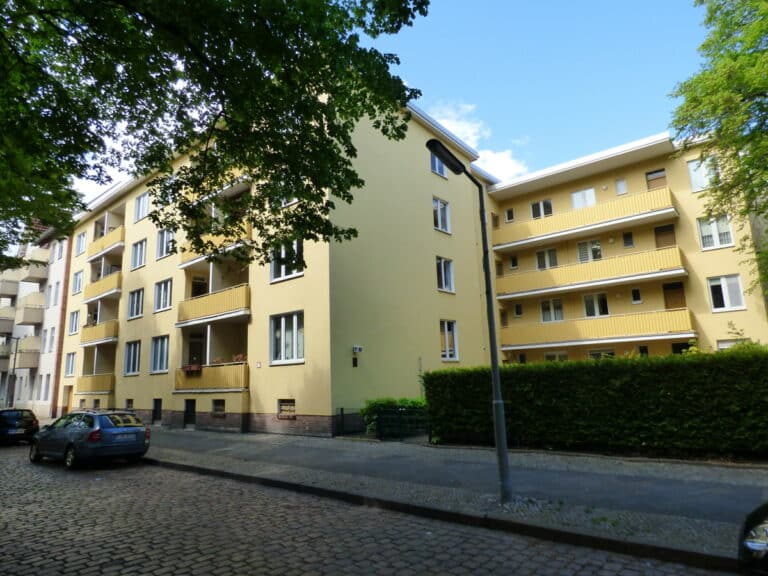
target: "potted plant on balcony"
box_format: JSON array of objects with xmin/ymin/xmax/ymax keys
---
[{"xmin": 181, "ymin": 355, "xmax": 202, "ymax": 374}]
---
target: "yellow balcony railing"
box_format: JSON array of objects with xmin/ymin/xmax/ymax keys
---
[
  {"xmin": 81, "ymin": 319, "xmax": 119, "ymax": 345},
  {"xmin": 497, "ymin": 247, "xmax": 685, "ymax": 297},
  {"xmin": 180, "ymin": 222, "xmax": 253, "ymax": 264},
  {"xmin": 501, "ymin": 308, "xmax": 694, "ymax": 348},
  {"xmin": 87, "ymin": 225, "xmax": 125, "ymax": 259},
  {"xmin": 77, "ymin": 373, "xmax": 115, "ymax": 393},
  {"xmin": 494, "ymin": 187, "xmax": 676, "ymax": 247},
  {"xmin": 175, "ymin": 362, "xmax": 249, "ymax": 390},
  {"xmin": 177, "ymin": 284, "xmax": 250, "ymax": 323},
  {"xmin": 83, "ymin": 272, "xmax": 122, "ymax": 301}
]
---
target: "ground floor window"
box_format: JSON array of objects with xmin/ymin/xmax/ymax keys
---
[
  {"xmin": 271, "ymin": 311, "xmax": 304, "ymax": 364},
  {"xmin": 439, "ymin": 319, "xmax": 458, "ymax": 361}
]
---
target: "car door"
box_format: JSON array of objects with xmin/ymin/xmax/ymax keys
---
[{"xmin": 39, "ymin": 414, "xmax": 75, "ymax": 456}]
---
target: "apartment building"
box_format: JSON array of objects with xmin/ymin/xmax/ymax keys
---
[
  {"xmin": 56, "ymin": 107, "xmax": 491, "ymax": 434},
  {"xmin": 488, "ymin": 133, "xmax": 768, "ymax": 363},
  {"xmin": 0, "ymin": 236, "xmax": 68, "ymax": 416}
]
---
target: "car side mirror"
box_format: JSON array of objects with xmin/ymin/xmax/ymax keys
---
[{"xmin": 740, "ymin": 502, "xmax": 768, "ymax": 574}]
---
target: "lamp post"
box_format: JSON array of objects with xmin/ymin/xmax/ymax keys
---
[
  {"xmin": 426, "ymin": 139, "xmax": 512, "ymax": 504},
  {"xmin": 5, "ymin": 335, "xmax": 22, "ymax": 408}
]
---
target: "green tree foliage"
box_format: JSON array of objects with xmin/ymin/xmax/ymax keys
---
[
  {"xmin": 671, "ymin": 0, "xmax": 768, "ymax": 281},
  {"xmin": 1, "ymin": 0, "xmax": 428, "ymax": 269}
]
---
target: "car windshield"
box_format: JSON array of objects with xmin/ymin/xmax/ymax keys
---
[{"xmin": 101, "ymin": 414, "xmax": 143, "ymax": 428}]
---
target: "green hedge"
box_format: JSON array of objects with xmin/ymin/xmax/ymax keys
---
[
  {"xmin": 360, "ymin": 397, "xmax": 427, "ymax": 438},
  {"xmin": 423, "ymin": 347, "xmax": 768, "ymax": 458}
]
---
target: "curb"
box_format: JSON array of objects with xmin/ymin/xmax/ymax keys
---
[{"xmin": 143, "ymin": 457, "xmax": 739, "ymax": 573}]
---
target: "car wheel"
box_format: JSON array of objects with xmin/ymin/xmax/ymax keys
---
[
  {"xmin": 29, "ymin": 441, "xmax": 42, "ymax": 463},
  {"xmin": 64, "ymin": 446, "xmax": 78, "ymax": 469}
]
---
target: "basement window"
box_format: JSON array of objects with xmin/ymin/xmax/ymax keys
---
[
  {"xmin": 277, "ymin": 399, "xmax": 296, "ymax": 420},
  {"xmin": 212, "ymin": 399, "xmax": 225, "ymax": 417}
]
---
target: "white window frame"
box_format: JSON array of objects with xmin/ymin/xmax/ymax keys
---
[
  {"xmin": 577, "ymin": 239, "xmax": 602, "ymax": 263},
  {"xmin": 150, "ymin": 335, "xmax": 169, "ymax": 373},
  {"xmin": 48, "ymin": 327, "xmax": 55, "ymax": 353},
  {"xmin": 134, "ymin": 192, "xmax": 149, "ymax": 221},
  {"xmin": 436, "ymin": 256, "xmax": 454, "ymax": 292},
  {"xmin": 75, "ymin": 232, "xmax": 86, "ymax": 255},
  {"xmin": 615, "ymin": 178, "xmax": 628, "ymax": 196},
  {"xmin": 439, "ymin": 319, "xmax": 458, "ymax": 361},
  {"xmin": 584, "ymin": 292, "xmax": 610, "ymax": 317},
  {"xmin": 509, "ymin": 255, "xmax": 518, "ymax": 270},
  {"xmin": 589, "ymin": 349, "xmax": 615, "ymax": 360},
  {"xmin": 128, "ymin": 288, "xmax": 144, "ymax": 319},
  {"xmin": 540, "ymin": 299, "xmax": 563, "ymax": 323},
  {"xmin": 131, "ymin": 239, "xmax": 147, "ymax": 270},
  {"xmin": 46, "ymin": 285, "xmax": 52, "ymax": 308},
  {"xmin": 623, "ymin": 232, "xmax": 634, "ymax": 248},
  {"xmin": 531, "ymin": 199, "xmax": 553, "ymax": 219},
  {"xmin": 536, "ymin": 248, "xmax": 558, "ymax": 270},
  {"xmin": 504, "ymin": 208, "xmax": 514, "ymax": 222},
  {"xmin": 544, "ymin": 351, "xmax": 568, "ymax": 362},
  {"xmin": 72, "ymin": 270, "xmax": 83, "ymax": 294},
  {"xmin": 68, "ymin": 310, "xmax": 80, "ymax": 335},
  {"xmin": 156, "ymin": 229, "xmax": 174, "ymax": 259},
  {"xmin": 708, "ymin": 274, "xmax": 745, "ymax": 312},
  {"xmin": 697, "ymin": 215, "xmax": 733, "ymax": 250},
  {"xmin": 631, "ymin": 288, "xmax": 642, "ymax": 304},
  {"xmin": 513, "ymin": 303, "xmax": 523, "ymax": 317},
  {"xmin": 270, "ymin": 241, "xmax": 304, "ymax": 282},
  {"xmin": 270, "ymin": 311, "xmax": 305, "ymax": 365},
  {"xmin": 430, "ymin": 153, "xmax": 446, "ymax": 178},
  {"xmin": 124, "ymin": 340, "xmax": 141, "ymax": 375},
  {"xmin": 571, "ymin": 187, "xmax": 596, "ymax": 210},
  {"xmin": 154, "ymin": 279, "xmax": 172, "ymax": 312},
  {"xmin": 433, "ymin": 197, "xmax": 451, "ymax": 233},
  {"xmin": 65, "ymin": 352, "xmax": 76, "ymax": 377},
  {"xmin": 57, "ymin": 242, "xmax": 64, "ymax": 260},
  {"xmin": 688, "ymin": 158, "xmax": 714, "ymax": 193},
  {"xmin": 54, "ymin": 281, "xmax": 60, "ymax": 306}
]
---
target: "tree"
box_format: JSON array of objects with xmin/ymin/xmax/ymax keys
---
[
  {"xmin": 671, "ymin": 0, "xmax": 768, "ymax": 282},
  {"xmin": 0, "ymin": 0, "xmax": 428, "ymax": 269}
]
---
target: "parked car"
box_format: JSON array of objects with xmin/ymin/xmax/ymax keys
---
[
  {"xmin": 0, "ymin": 409, "xmax": 39, "ymax": 444},
  {"xmin": 29, "ymin": 410, "xmax": 150, "ymax": 468}
]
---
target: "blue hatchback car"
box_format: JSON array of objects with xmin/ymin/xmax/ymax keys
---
[{"xmin": 29, "ymin": 410, "xmax": 150, "ymax": 469}]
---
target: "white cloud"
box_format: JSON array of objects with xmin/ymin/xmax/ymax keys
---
[{"xmin": 427, "ymin": 101, "xmax": 527, "ymax": 183}]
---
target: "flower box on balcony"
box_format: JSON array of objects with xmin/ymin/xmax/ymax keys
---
[{"xmin": 181, "ymin": 364, "xmax": 202, "ymax": 374}]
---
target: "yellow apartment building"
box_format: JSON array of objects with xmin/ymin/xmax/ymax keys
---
[
  {"xmin": 488, "ymin": 133, "xmax": 768, "ymax": 363},
  {"xmin": 56, "ymin": 106, "xmax": 492, "ymax": 434}
]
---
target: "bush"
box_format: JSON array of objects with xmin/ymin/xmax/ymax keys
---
[
  {"xmin": 360, "ymin": 397, "xmax": 427, "ymax": 438},
  {"xmin": 423, "ymin": 347, "xmax": 768, "ymax": 458}
]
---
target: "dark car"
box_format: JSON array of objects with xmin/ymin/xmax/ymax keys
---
[
  {"xmin": 29, "ymin": 410, "xmax": 150, "ymax": 469},
  {"xmin": 0, "ymin": 409, "xmax": 39, "ymax": 444}
]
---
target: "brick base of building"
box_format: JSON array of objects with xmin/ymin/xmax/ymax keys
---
[{"xmin": 166, "ymin": 410, "xmax": 248, "ymax": 432}]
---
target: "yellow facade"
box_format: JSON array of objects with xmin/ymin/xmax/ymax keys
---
[{"xmin": 489, "ymin": 135, "xmax": 768, "ymax": 362}]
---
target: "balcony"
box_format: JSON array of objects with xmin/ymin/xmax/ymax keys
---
[
  {"xmin": 14, "ymin": 292, "xmax": 45, "ymax": 326},
  {"xmin": 494, "ymin": 188, "xmax": 677, "ymax": 251},
  {"xmin": 76, "ymin": 373, "xmax": 115, "ymax": 393},
  {"xmin": 501, "ymin": 308, "xmax": 695, "ymax": 350},
  {"xmin": 19, "ymin": 248, "xmax": 50, "ymax": 282},
  {"xmin": 80, "ymin": 319, "xmax": 119, "ymax": 347},
  {"xmin": 497, "ymin": 247, "xmax": 686, "ymax": 299},
  {"xmin": 83, "ymin": 272, "xmax": 122, "ymax": 303},
  {"xmin": 179, "ymin": 222, "xmax": 253, "ymax": 265},
  {"xmin": 87, "ymin": 225, "xmax": 125, "ymax": 261},
  {"xmin": 175, "ymin": 362, "xmax": 249, "ymax": 391},
  {"xmin": 176, "ymin": 284, "xmax": 250, "ymax": 326},
  {"xmin": 0, "ymin": 305, "xmax": 14, "ymax": 333},
  {"xmin": 10, "ymin": 336, "xmax": 41, "ymax": 369},
  {"xmin": 0, "ymin": 276, "xmax": 19, "ymax": 297}
]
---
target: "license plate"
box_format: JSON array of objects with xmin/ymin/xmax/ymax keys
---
[
  {"xmin": 12, "ymin": 428, "xmax": 25, "ymax": 434},
  {"xmin": 115, "ymin": 433, "xmax": 135, "ymax": 442}
]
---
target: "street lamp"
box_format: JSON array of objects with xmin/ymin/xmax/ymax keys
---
[
  {"xmin": 426, "ymin": 139, "xmax": 512, "ymax": 504},
  {"xmin": 4, "ymin": 335, "xmax": 22, "ymax": 408}
]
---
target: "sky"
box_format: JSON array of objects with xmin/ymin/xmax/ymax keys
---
[
  {"xmin": 368, "ymin": 0, "xmax": 709, "ymax": 182},
  {"xmin": 77, "ymin": 1, "xmax": 709, "ymax": 198}
]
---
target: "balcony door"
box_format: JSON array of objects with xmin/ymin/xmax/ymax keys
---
[
  {"xmin": 663, "ymin": 282, "xmax": 686, "ymax": 310},
  {"xmin": 654, "ymin": 225, "xmax": 676, "ymax": 248}
]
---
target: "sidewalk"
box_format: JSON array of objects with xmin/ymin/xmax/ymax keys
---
[{"xmin": 145, "ymin": 426, "xmax": 765, "ymax": 572}]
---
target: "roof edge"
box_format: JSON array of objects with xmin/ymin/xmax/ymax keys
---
[{"xmin": 407, "ymin": 102, "xmax": 479, "ymax": 162}]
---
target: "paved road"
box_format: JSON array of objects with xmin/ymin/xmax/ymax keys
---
[{"xmin": 1, "ymin": 445, "xmax": 730, "ymax": 575}]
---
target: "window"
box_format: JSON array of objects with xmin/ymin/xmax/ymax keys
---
[
  {"xmin": 646, "ymin": 169, "xmax": 666, "ymax": 190},
  {"xmin": 93, "ymin": 399, "xmax": 100, "ymax": 409},
  {"xmin": 708, "ymin": 275, "xmax": 744, "ymax": 311},
  {"xmin": 270, "ymin": 241, "xmax": 304, "ymax": 282},
  {"xmin": 65, "ymin": 352, "xmax": 76, "ymax": 377},
  {"xmin": 544, "ymin": 352, "xmax": 568, "ymax": 362},
  {"xmin": 156, "ymin": 229, "xmax": 174, "ymax": 259},
  {"xmin": 42, "ymin": 330, "xmax": 47, "ymax": 350},
  {"xmin": 491, "ymin": 212, "xmax": 500, "ymax": 228},
  {"xmin": 589, "ymin": 349, "xmax": 615, "ymax": 360},
  {"xmin": 536, "ymin": 248, "xmax": 558, "ymax": 270},
  {"xmin": 128, "ymin": 289, "xmax": 144, "ymax": 319},
  {"xmin": 517, "ymin": 353, "xmax": 527, "ymax": 364},
  {"xmin": 212, "ymin": 399, "xmax": 225, "ymax": 416},
  {"xmin": 68, "ymin": 310, "xmax": 80, "ymax": 335},
  {"xmin": 631, "ymin": 288, "xmax": 642, "ymax": 304},
  {"xmin": 433, "ymin": 198, "xmax": 451, "ymax": 233},
  {"xmin": 577, "ymin": 240, "xmax": 602, "ymax": 263},
  {"xmin": 623, "ymin": 232, "xmax": 634, "ymax": 248},
  {"xmin": 509, "ymin": 255, "xmax": 518, "ymax": 270},
  {"xmin": 436, "ymin": 257, "xmax": 454, "ymax": 292},
  {"xmin": 584, "ymin": 293, "xmax": 609, "ymax": 317},
  {"xmin": 150, "ymin": 335, "xmax": 169, "ymax": 373},
  {"xmin": 541, "ymin": 299, "xmax": 563, "ymax": 322},
  {"xmin": 615, "ymin": 178, "xmax": 628, "ymax": 196},
  {"xmin": 504, "ymin": 208, "xmax": 514, "ymax": 222},
  {"xmin": 54, "ymin": 282, "xmax": 60, "ymax": 306},
  {"xmin": 126, "ymin": 399, "xmax": 134, "ymax": 410},
  {"xmin": 571, "ymin": 187, "xmax": 596, "ymax": 209},
  {"xmin": 154, "ymin": 279, "xmax": 172, "ymax": 311},
  {"xmin": 44, "ymin": 374, "xmax": 50, "ymax": 401},
  {"xmin": 698, "ymin": 216, "xmax": 733, "ymax": 249},
  {"xmin": 57, "ymin": 242, "xmax": 64, "ymax": 260},
  {"xmin": 134, "ymin": 192, "xmax": 149, "ymax": 221},
  {"xmin": 48, "ymin": 328, "xmax": 55, "ymax": 353},
  {"xmin": 513, "ymin": 303, "xmax": 523, "ymax": 317},
  {"xmin": 271, "ymin": 311, "xmax": 304, "ymax": 364},
  {"xmin": 124, "ymin": 341, "xmax": 141, "ymax": 375},
  {"xmin": 72, "ymin": 270, "xmax": 83, "ymax": 294},
  {"xmin": 688, "ymin": 158, "xmax": 714, "ymax": 192},
  {"xmin": 75, "ymin": 232, "xmax": 86, "ymax": 255},
  {"xmin": 430, "ymin": 153, "xmax": 446, "ymax": 177},
  {"xmin": 46, "ymin": 286, "xmax": 52, "ymax": 308},
  {"xmin": 495, "ymin": 260, "xmax": 504, "ymax": 277},
  {"xmin": 439, "ymin": 319, "xmax": 458, "ymax": 360},
  {"xmin": 277, "ymin": 399, "xmax": 296, "ymax": 420},
  {"xmin": 638, "ymin": 345, "xmax": 649, "ymax": 356},
  {"xmin": 500, "ymin": 310, "xmax": 508, "ymax": 328},
  {"xmin": 531, "ymin": 199, "xmax": 553, "ymax": 219},
  {"xmin": 717, "ymin": 339, "xmax": 745, "ymax": 350},
  {"xmin": 131, "ymin": 239, "xmax": 147, "ymax": 269}
]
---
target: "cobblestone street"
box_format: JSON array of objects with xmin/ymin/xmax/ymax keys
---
[{"xmin": 1, "ymin": 445, "xmax": 730, "ymax": 575}]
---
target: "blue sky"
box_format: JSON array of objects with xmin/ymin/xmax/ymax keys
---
[{"xmin": 370, "ymin": 1, "xmax": 709, "ymax": 181}]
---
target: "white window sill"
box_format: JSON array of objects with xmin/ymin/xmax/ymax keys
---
[
  {"xmin": 431, "ymin": 170, "xmax": 448, "ymax": 179},
  {"xmin": 441, "ymin": 358, "xmax": 460, "ymax": 363},
  {"xmin": 130, "ymin": 264, "xmax": 146, "ymax": 271},
  {"xmin": 127, "ymin": 315, "xmax": 143, "ymax": 321},
  {"xmin": 701, "ymin": 245, "xmax": 734, "ymax": 252},
  {"xmin": 270, "ymin": 273, "xmax": 304, "ymax": 285},
  {"xmin": 437, "ymin": 288, "xmax": 455, "ymax": 294},
  {"xmin": 712, "ymin": 306, "xmax": 747, "ymax": 313},
  {"xmin": 154, "ymin": 306, "xmax": 172, "ymax": 313},
  {"xmin": 270, "ymin": 359, "xmax": 305, "ymax": 366},
  {"xmin": 124, "ymin": 372, "xmax": 139, "ymax": 377},
  {"xmin": 150, "ymin": 370, "xmax": 169, "ymax": 375},
  {"xmin": 434, "ymin": 227, "xmax": 452, "ymax": 235}
]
